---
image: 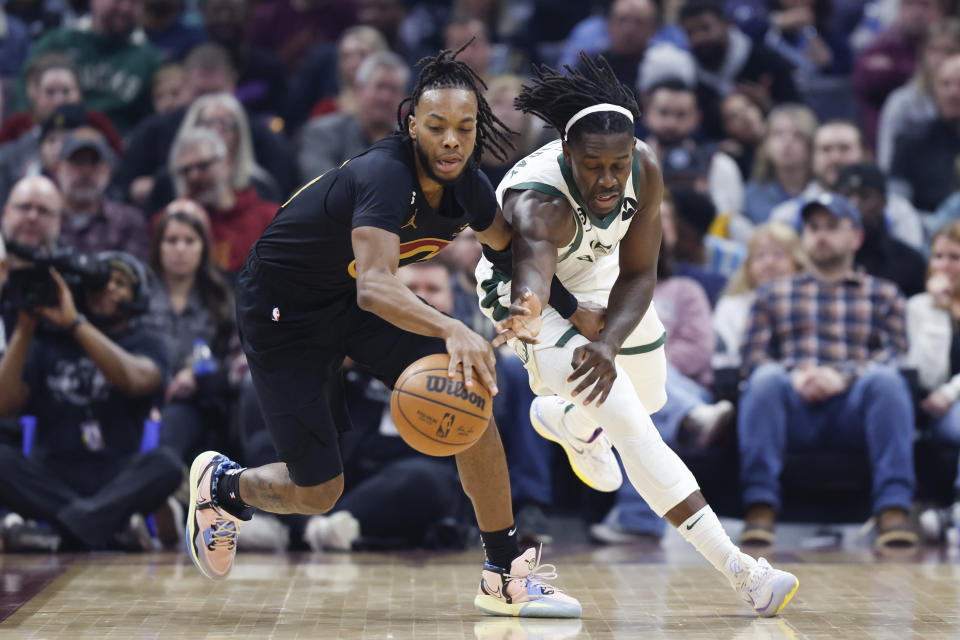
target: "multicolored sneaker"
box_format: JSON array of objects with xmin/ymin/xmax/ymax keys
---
[
  {"xmin": 728, "ymin": 554, "xmax": 799, "ymax": 617},
  {"xmin": 185, "ymin": 451, "xmax": 243, "ymax": 580},
  {"xmin": 474, "ymin": 546, "xmax": 582, "ymax": 618},
  {"xmin": 530, "ymin": 396, "xmax": 622, "ymax": 492}
]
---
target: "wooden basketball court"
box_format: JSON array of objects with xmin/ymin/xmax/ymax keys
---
[{"xmin": 3, "ymin": 533, "xmax": 960, "ymax": 639}]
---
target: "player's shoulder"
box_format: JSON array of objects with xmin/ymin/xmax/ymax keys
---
[{"xmin": 342, "ymin": 135, "xmax": 414, "ymax": 174}]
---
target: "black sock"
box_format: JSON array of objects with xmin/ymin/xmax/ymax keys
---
[
  {"xmin": 480, "ymin": 523, "xmax": 520, "ymax": 570},
  {"xmin": 215, "ymin": 468, "xmax": 253, "ymax": 521}
]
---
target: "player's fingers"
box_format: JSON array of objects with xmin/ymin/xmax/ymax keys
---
[
  {"xmin": 596, "ymin": 381, "xmax": 613, "ymax": 407},
  {"xmin": 491, "ymin": 331, "xmax": 510, "ymax": 348},
  {"xmin": 569, "ymin": 346, "xmax": 586, "ymax": 371},
  {"xmin": 476, "ymin": 360, "xmax": 499, "ymax": 396},
  {"xmin": 448, "ymin": 353, "xmax": 462, "ymax": 379},
  {"xmin": 571, "ymin": 368, "xmax": 600, "ymax": 397},
  {"xmin": 585, "ymin": 377, "xmax": 609, "ymax": 406},
  {"xmin": 460, "ymin": 355, "xmax": 475, "ymax": 388},
  {"xmin": 508, "ymin": 303, "xmax": 532, "ymax": 316}
]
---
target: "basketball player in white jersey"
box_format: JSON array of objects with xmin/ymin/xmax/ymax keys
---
[{"xmin": 476, "ymin": 55, "xmax": 799, "ymax": 617}]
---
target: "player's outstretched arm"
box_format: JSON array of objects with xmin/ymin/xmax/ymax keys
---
[
  {"xmin": 568, "ymin": 146, "xmax": 664, "ymax": 407},
  {"xmin": 352, "ymin": 225, "xmax": 498, "ymax": 394}
]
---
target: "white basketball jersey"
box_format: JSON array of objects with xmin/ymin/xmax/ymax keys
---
[
  {"xmin": 476, "ymin": 137, "xmax": 665, "ymax": 352},
  {"xmin": 494, "ymin": 138, "xmax": 646, "ymax": 298}
]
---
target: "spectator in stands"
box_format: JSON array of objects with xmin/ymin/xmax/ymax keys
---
[
  {"xmin": 445, "ymin": 17, "xmax": 496, "ymax": 84},
  {"xmin": 770, "ymin": 120, "xmax": 925, "ymax": 250},
  {"xmin": 357, "ymin": 0, "xmax": 427, "ymax": 67},
  {"xmin": 54, "ymin": 130, "xmax": 149, "ymax": 260},
  {"xmin": 246, "ymin": 0, "xmax": 358, "ymax": 73},
  {"xmin": 0, "ymin": 8, "xmax": 32, "ymax": 85},
  {"xmin": 877, "ymin": 19, "xmax": 960, "ymax": 172},
  {"xmin": 285, "ymin": 26, "xmax": 389, "ymax": 134},
  {"xmin": 202, "ymin": 0, "xmax": 288, "ymax": 118},
  {"xmin": 116, "ymin": 44, "xmax": 296, "ymax": 208},
  {"xmin": 744, "ymin": 103, "xmax": 818, "ymax": 225},
  {"xmin": 0, "ymin": 55, "xmax": 122, "ymax": 151},
  {"xmin": 577, "ymin": 0, "xmax": 659, "ymax": 92},
  {"xmin": 719, "ymin": 91, "xmax": 766, "ymax": 183},
  {"xmin": 0, "ymin": 107, "xmax": 107, "ymax": 230},
  {"xmin": 907, "ymin": 220, "xmax": 960, "ymax": 519},
  {"xmin": 890, "ymin": 53, "xmax": 960, "ymax": 214},
  {"xmin": 853, "ymin": 0, "xmax": 946, "ymax": 148},
  {"xmin": 479, "ymin": 74, "xmax": 543, "ymax": 188},
  {"xmin": 168, "ymin": 127, "xmax": 275, "ymax": 274},
  {"xmin": 147, "ymin": 92, "xmax": 280, "ymax": 212},
  {"xmin": 142, "ymin": 201, "xmax": 239, "ymax": 466},
  {"xmin": 667, "ymin": 187, "xmax": 743, "ymax": 305},
  {"xmin": 834, "ymin": 163, "xmax": 926, "ymax": 297},
  {"xmin": 0, "ymin": 176, "xmax": 62, "ymax": 335},
  {"xmin": 0, "ymin": 251, "xmax": 180, "ymax": 551},
  {"xmin": 297, "ymin": 51, "xmax": 410, "ymax": 181},
  {"xmin": 643, "ymin": 79, "xmax": 744, "ymax": 224},
  {"xmin": 140, "ymin": 0, "xmax": 205, "ymax": 61},
  {"xmin": 712, "ymin": 222, "xmax": 809, "ymax": 369},
  {"xmin": 678, "ymin": 0, "xmax": 800, "ymax": 141},
  {"xmin": 18, "ymin": 0, "xmax": 164, "ymax": 136},
  {"xmin": 151, "ymin": 62, "xmax": 188, "ymax": 115},
  {"xmin": 737, "ymin": 192, "xmax": 917, "ymax": 551}
]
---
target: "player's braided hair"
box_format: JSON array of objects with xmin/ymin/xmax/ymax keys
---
[
  {"xmin": 397, "ymin": 39, "xmax": 515, "ymax": 163},
  {"xmin": 514, "ymin": 53, "xmax": 640, "ymax": 143}
]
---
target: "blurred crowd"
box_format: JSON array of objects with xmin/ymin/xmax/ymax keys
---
[{"xmin": 1, "ymin": 0, "xmax": 960, "ymax": 554}]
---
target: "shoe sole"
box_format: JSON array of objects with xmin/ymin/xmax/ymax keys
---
[
  {"xmin": 529, "ymin": 403, "xmax": 621, "ymax": 492},
  {"xmin": 757, "ymin": 574, "xmax": 799, "ymax": 618},
  {"xmin": 185, "ymin": 451, "xmax": 220, "ymax": 581},
  {"xmin": 474, "ymin": 594, "xmax": 582, "ymax": 618}
]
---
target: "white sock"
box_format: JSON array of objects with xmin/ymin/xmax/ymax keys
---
[{"xmin": 678, "ymin": 505, "xmax": 749, "ymax": 582}]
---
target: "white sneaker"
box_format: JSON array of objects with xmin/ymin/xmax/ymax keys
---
[
  {"xmin": 529, "ymin": 396, "xmax": 622, "ymax": 492},
  {"xmin": 728, "ymin": 554, "xmax": 799, "ymax": 617},
  {"xmin": 303, "ymin": 511, "xmax": 360, "ymax": 551}
]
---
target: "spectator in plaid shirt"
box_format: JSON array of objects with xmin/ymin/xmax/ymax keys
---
[{"xmin": 737, "ymin": 192, "xmax": 918, "ymax": 551}]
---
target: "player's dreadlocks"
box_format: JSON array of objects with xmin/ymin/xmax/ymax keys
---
[
  {"xmin": 397, "ymin": 40, "xmax": 515, "ymax": 164},
  {"xmin": 515, "ymin": 53, "xmax": 641, "ymax": 143}
]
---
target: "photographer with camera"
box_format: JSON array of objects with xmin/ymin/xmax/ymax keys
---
[{"xmin": 0, "ymin": 250, "xmax": 181, "ymax": 551}]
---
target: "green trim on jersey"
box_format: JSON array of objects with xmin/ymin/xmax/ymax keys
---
[
  {"xmin": 505, "ymin": 181, "xmax": 566, "ymax": 200},
  {"xmin": 479, "ymin": 267, "xmax": 512, "ymax": 322},
  {"xmin": 558, "ymin": 213, "xmax": 584, "ymax": 262}
]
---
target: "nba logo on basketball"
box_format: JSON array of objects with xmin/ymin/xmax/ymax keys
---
[{"xmin": 271, "ymin": 306, "xmax": 280, "ymax": 322}]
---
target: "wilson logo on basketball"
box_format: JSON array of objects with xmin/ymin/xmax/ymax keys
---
[{"xmin": 425, "ymin": 376, "xmax": 487, "ymax": 411}]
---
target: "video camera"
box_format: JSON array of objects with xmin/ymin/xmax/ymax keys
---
[{"xmin": 4, "ymin": 240, "xmax": 111, "ymax": 310}]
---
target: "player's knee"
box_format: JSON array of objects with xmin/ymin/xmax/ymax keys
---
[{"xmin": 292, "ymin": 474, "xmax": 344, "ymax": 514}]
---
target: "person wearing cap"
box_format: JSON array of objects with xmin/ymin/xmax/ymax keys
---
[
  {"xmin": 54, "ymin": 129, "xmax": 149, "ymax": 261},
  {"xmin": 0, "ymin": 250, "xmax": 180, "ymax": 551},
  {"xmin": 835, "ymin": 163, "xmax": 926, "ymax": 298},
  {"xmin": 738, "ymin": 191, "xmax": 917, "ymax": 551}
]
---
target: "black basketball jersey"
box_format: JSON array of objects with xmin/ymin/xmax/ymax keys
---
[{"xmin": 251, "ymin": 135, "xmax": 496, "ymax": 296}]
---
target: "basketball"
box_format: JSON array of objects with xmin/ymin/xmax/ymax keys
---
[{"xmin": 390, "ymin": 353, "xmax": 492, "ymax": 456}]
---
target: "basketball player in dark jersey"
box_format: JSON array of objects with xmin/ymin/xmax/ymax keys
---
[{"xmin": 183, "ymin": 46, "xmax": 581, "ymax": 618}]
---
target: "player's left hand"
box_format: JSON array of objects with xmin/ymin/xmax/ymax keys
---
[
  {"xmin": 35, "ymin": 268, "xmax": 80, "ymax": 329},
  {"xmin": 568, "ymin": 341, "xmax": 618, "ymax": 406},
  {"xmin": 492, "ymin": 288, "xmax": 542, "ymax": 347}
]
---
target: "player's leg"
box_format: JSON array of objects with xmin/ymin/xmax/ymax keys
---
[
  {"xmin": 531, "ymin": 338, "xmax": 799, "ymax": 617},
  {"xmin": 344, "ymin": 308, "xmax": 581, "ymax": 618},
  {"xmin": 185, "ymin": 346, "xmax": 348, "ymax": 581}
]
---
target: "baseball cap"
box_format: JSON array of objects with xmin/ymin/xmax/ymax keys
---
[
  {"xmin": 799, "ymin": 192, "xmax": 862, "ymax": 228},
  {"xmin": 40, "ymin": 103, "xmax": 87, "ymax": 139},
  {"xmin": 59, "ymin": 130, "xmax": 115, "ymax": 166},
  {"xmin": 833, "ymin": 163, "xmax": 886, "ymax": 194}
]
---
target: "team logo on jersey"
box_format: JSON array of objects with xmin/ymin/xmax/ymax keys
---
[
  {"xmin": 401, "ymin": 209, "xmax": 418, "ymax": 230},
  {"xmin": 347, "ymin": 238, "xmax": 451, "ymax": 278},
  {"xmin": 620, "ymin": 196, "xmax": 638, "ymax": 221},
  {"xmin": 577, "ymin": 254, "xmax": 595, "ymax": 263}
]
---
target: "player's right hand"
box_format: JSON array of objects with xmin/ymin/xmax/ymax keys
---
[
  {"xmin": 444, "ymin": 321, "xmax": 499, "ymax": 396},
  {"xmin": 492, "ymin": 288, "xmax": 542, "ymax": 347},
  {"xmin": 569, "ymin": 302, "xmax": 606, "ymax": 342}
]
